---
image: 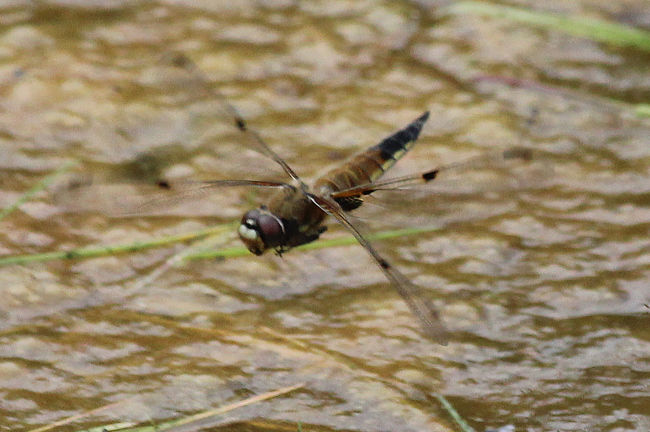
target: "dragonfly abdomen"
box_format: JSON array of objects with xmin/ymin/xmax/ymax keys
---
[{"xmin": 314, "ymin": 111, "xmax": 430, "ymax": 208}]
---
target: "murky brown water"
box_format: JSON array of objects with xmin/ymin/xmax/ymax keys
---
[{"xmin": 1, "ymin": 1, "xmax": 650, "ymax": 431}]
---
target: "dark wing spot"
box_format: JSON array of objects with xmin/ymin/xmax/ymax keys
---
[
  {"xmin": 422, "ymin": 170, "xmax": 439, "ymax": 181},
  {"xmin": 235, "ymin": 118, "xmax": 247, "ymax": 131},
  {"xmin": 336, "ymin": 196, "xmax": 364, "ymax": 211},
  {"xmin": 156, "ymin": 180, "xmax": 172, "ymax": 190}
]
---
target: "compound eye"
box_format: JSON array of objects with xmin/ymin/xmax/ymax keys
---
[
  {"xmin": 255, "ymin": 213, "xmax": 284, "ymax": 245},
  {"xmin": 238, "ymin": 209, "xmax": 285, "ymax": 255}
]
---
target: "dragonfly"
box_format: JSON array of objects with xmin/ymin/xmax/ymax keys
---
[{"xmin": 59, "ymin": 53, "xmax": 536, "ymax": 345}]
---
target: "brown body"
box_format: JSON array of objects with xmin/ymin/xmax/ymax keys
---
[{"xmin": 238, "ymin": 112, "xmax": 429, "ymax": 256}]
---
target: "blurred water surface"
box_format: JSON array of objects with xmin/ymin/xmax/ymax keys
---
[{"xmin": 1, "ymin": 0, "xmax": 649, "ymax": 431}]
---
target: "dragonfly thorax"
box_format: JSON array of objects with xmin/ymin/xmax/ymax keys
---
[{"xmin": 238, "ymin": 207, "xmax": 286, "ymax": 256}]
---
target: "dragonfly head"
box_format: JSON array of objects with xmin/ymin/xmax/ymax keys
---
[{"xmin": 238, "ymin": 208, "xmax": 286, "ymax": 255}]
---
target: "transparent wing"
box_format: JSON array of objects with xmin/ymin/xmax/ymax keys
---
[
  {"xmin": 55, "ymin": 176, "xmax": 289, "ymax": 217},
  {"xmin": 309, "ymin": 193, "xmax": 450, "ymax": 345},
  {"xmin": 157, "ymin": 53, "xmax": 305, "ymax": 186},
  {"xmin": 55, "ymin": 52, "xmax": 305, "ymax": 218},
  {"xmin": 330, "ymin": 147, "xmax": 539, "ymax": 200}
]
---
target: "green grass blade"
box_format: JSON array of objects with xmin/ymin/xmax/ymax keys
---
[
  {"xmin": 183, "ymin": 224, "xmax": 443, "ymax": 261},
  {"xmin": 474, "ymin": 74, "xmax": 650, "ymax": 117},
  {"xmin": 0, "ymin": 218, "xmax": 445, "ymax": 266},
  {"xmin": 0, "ymin": 160, "xmax": 77, "ymax": 223},
  {"xmin": 0, "ymin": 223, "xmax": 443, "ymax": 266},
  {"xmin": 634, "ymin": 104, "xmax": 650, "ymax": 117},
  {"xmin": 433, "ymin": 393, "xmax": 476, "ymax": 432},
  {"xmin": 446, "ymin": 2, "xmax": 650, "ymax": 51},
  {"xmin": 0, "ymin": 224, "xmax": 235, "ymax": 266}
]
